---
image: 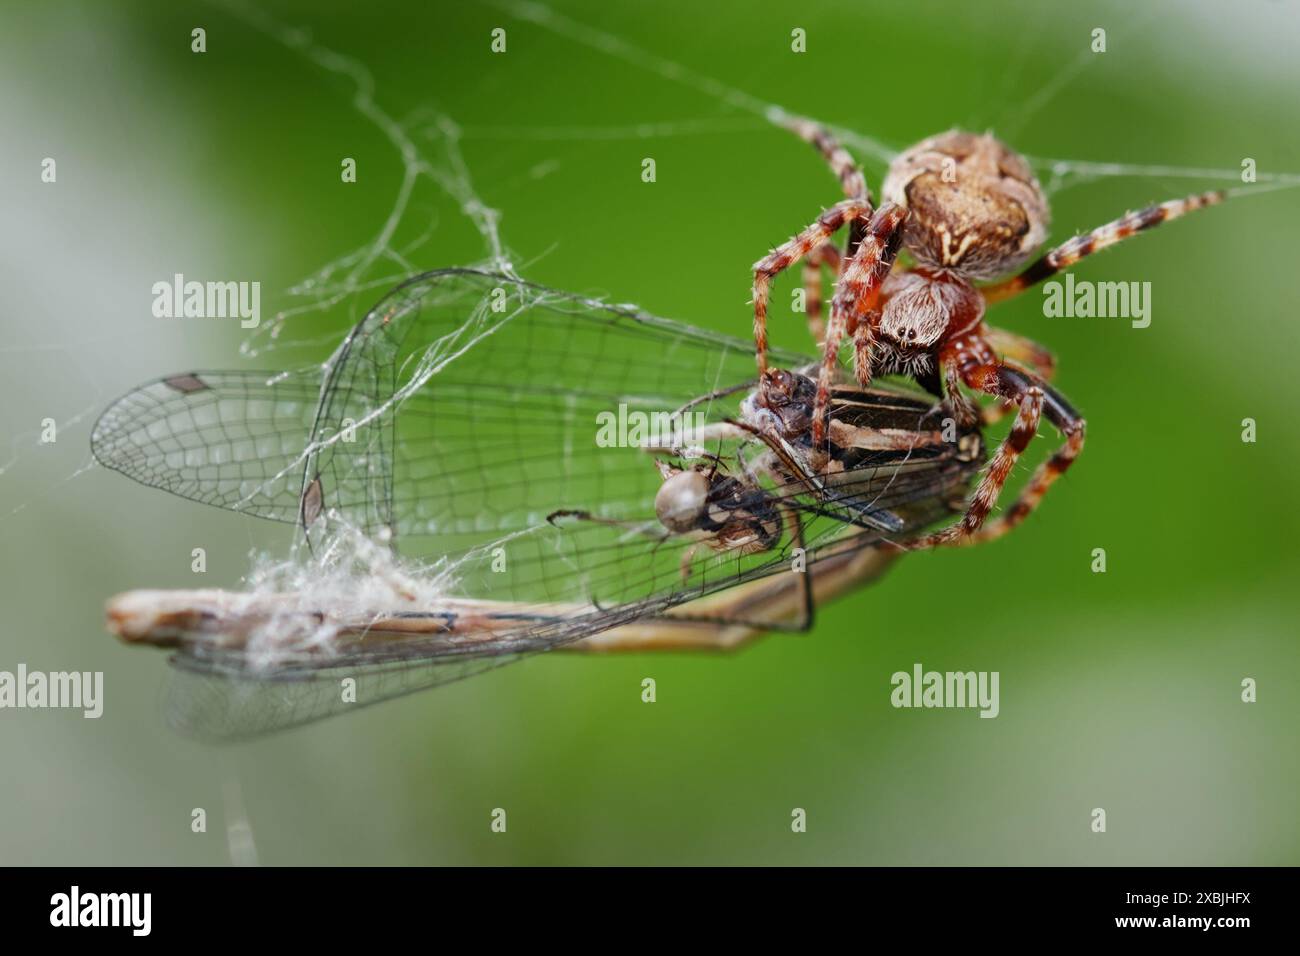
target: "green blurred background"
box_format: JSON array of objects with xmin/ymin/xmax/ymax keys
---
[{"xmin": 2, "ymin": 0, "xmax": 1297, "ymax": 865}]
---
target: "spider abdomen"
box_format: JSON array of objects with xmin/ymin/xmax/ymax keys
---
[{"xmin": 882, "ymin": 130, "xmax": 1050, "ymax": 280}]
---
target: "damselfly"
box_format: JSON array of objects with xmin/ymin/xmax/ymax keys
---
[{"xmin": 92, "ymin": 269, "xmax": 984, "ymax": 739}]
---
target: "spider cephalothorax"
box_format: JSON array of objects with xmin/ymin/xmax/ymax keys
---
[
  {"xmin": 750, "ymin": 119, "xmax": 1224, "ymax": 548},
  {"xmin": 874, "ymin": 267, "xmax": 983, "ymax": 379},
  {"xmin": 743, "ymin": 368, "xmax": 818, "ymax": 440}
]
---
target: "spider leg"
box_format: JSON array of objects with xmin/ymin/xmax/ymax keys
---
[
  {"xmin": 802, "ymin": 241, "xmax": 843, "ymax": 345},
  {"xmin": 812, "ymin": 204, "xmax": 908, "ymax": 449},
  {"xmin": 979, "ymin": 327, "xmax": 1056, "ymax": 425},
  {"xmin": 666, "ymin": 504, "xmax": 814, "ymax": 630},
  {"xmin": 985, "ymin": 326, "xmax": 1057, "ymax": 381},
  {"xmin": 777, "ymin": 114, "xmax": 869, "ymax": 201},
  {"xmin": 678, "ymin": 542, "xmax": 702, "ymax": 582},
  {"xmin": 585, "ymin": 504, "xmax": 818, "ymax": 649},
  {"xmin": 906, "ymin": 360, "xmax": 1084, "ymax": 549},
  {"xmin": 980, "ymin": 190, "xmax": 1225, "ymax": 304},
  {"xmin": 753, "ymin": 199, "xmax": 872, "ymax": 376}
]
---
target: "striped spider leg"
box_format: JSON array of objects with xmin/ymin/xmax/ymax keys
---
[{"xmin": 800, "ymin": 241, "xmax": 842, "ymax": 345}]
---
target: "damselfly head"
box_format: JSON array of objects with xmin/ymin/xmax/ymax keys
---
[{"xmin": 654, "ymin": 466, "xmax": 711, "ymax": 534}]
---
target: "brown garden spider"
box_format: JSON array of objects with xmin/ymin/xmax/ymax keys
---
[{"xmin": 751, "ymin": 118, "xmax": 1224, "ymax": 548}]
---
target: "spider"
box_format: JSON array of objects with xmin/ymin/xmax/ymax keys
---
[{"xmin": 750, "ymin": 119, "xmax": 1224, "ymax": 548}]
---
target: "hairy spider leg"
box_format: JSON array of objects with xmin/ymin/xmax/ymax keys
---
[
  {"xmin": 653, "ymin": 505, "xmax": 815, "ymax": 634},
  {"xmin": 779, "ymin": 115, "xmax": 878, "ymax": 275},
  {"xmin": 980, "ymin": 190, "xmax": 1225, "ymax": 304},
  {"xmin": 813, "ymin": 204, "xmax": 908, "ymax": 451},
  {"xmin": 779, "ymin": 114, "xmax": 869, "ymax": 202},
  {"xmin": 984, "ymin": 326, "xmax": 1058, "ymax": 382},
  {"xmin": 801, "ymin": 241, "xmax": 843, "ymax": 345}
]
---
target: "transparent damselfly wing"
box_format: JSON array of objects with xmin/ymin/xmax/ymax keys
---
[{"xmin": 93, "ymin": 269, "xmax": 983, "ymax": 739}]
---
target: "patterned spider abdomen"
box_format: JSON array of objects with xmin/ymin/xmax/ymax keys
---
[{"xmin": 881, "ymin": 130, "xmax": 1050, "ymax": 280}]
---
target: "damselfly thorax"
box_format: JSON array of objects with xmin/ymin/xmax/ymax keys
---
[{"xmin": 741, "ymin": 370, "xmax": 983, "ymax": 523}]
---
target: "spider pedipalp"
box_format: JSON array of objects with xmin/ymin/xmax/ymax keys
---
[{"xmin": 751, "ymin": 118, "xmax": 1225, "ymax": 548}]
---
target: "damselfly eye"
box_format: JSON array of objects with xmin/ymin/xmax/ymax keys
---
[{"xmin": 654, "ymin": 469, "xmax": 711, "ymax": 533}]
